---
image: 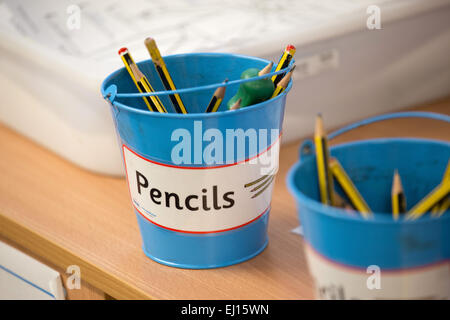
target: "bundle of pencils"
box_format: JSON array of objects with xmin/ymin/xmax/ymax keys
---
[
  {"xmin": 406, "ymin": 159, "xmax": 450, "ymax": 220},
  {"xmin": 313, "ymin": 115, "xmax": 449, "ymax": 220},
  {"xmin": 272, "ymin": 45, "xmax": 296, "ymax": 86},
  {"xmin": 119, "ymin": 40, "xmax": 296, "ymax": 114},
  {"xmin": 314, "ymin": 114, "xmax": 334, "ymax": 206},
  {"xmin": 313, "ymin": 114, "xmax": 372, "ymax": 219},
  {"xmin": 329, "ymin": 157, "xmax": 371, "ymax": 218},
  {"xmin": 225, "ymin": 45, "xmax": 296, "ymax": 112},
  {"xmin": 271, "ymin": 66, "xmax": 296, "ymax": 99},
  {"xmin": 119, "ymin": 39, "xmax": 186, "ymax": 114},
  {"xmin": 118, "ymin": 47, "xmax": 167, "ymax": 113},
  {"xmin": 144, "ymin": 38, "xmax": 187, "ymax": 114}
]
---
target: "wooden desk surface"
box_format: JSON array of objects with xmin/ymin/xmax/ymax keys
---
[{"xmin": 1, "ymin": 98, "xmax": 449, "ymax": 300}]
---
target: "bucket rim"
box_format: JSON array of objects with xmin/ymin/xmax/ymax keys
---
[
  {"xmin": 286, "ymin": 137, "xmax": 450, "ymax": 225},
  {"xmin": 100, "ymin": 52, "xmax": 293, "ymax": 119}
]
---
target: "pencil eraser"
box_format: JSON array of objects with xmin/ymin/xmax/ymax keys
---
[
  {"xmin": 286, "ymin": 44, "xmax": 296, "ymax": 52},
  {"xmin": 118, "ymin": 47, "xmax": 128, "ymax": 55}
]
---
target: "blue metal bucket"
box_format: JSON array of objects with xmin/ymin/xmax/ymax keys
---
[
  {"xmin": 287, "ymin": 112, "xmax": 450, "ymax": 299},
  {"xmin": 101, "ymin": 53, "xmax": 293, "ymax": 269}
]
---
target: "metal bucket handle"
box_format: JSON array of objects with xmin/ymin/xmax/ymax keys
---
[
  {"xmin": 299, "ymin": 111, "xmax": 450, "ymax": 160},
  {"xmin": 103, "ymin": 64, "xmax": 295, "ymax": 103}
]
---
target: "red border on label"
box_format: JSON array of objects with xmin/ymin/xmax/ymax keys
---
[
  {"xmin": 305, "ymin": 242, "xmax": 450, "ymax": 274},
  {"xmin": 134, "ymin": 204, "xmax": 270, "ymax": 234},
  {"xmin": 121, "ymin": 138, "xmax": 277, "ymax": 234}
]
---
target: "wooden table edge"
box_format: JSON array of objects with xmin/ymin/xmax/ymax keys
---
[{"xmin": 0, "ymin": 213, "xmax": 153, "ymax": 300}]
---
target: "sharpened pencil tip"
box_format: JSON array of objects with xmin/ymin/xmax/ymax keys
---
[
  {"xmin": 258, "ymin": 61, "xmax": 274, "ymax": 76},
  {"xmin": 230, "ymin": 98, "xmax": 242, "ymax": 110},
  {"xmin": 315, "ymin": 114, "xmax": 325, "ymax": 136}
]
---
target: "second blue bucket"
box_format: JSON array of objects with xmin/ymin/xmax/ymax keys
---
[
  {"xmin": 287, "ymin": 113, "xmax": 450, "ymax": 299},
  {"xmin": 101, "ymin": 53, "xmax": 292, "ymax": 268}
]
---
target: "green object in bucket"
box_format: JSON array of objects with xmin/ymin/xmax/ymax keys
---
[{"xmin": 227, "ymin": 68, "xmax": 274, "ymax": 109}]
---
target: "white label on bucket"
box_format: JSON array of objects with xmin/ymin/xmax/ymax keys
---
[
  {"xmin": 122, "ymin": 139, "xmax": 279, "ymax": 233},
  {"xmin": 305, "ymin": 245, "xmax": 450, "ymax": 300}
]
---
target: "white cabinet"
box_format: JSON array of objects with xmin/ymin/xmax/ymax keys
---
[{"xmin": 0, "ymin": 241, "xmax": 65, "ymax": 300}]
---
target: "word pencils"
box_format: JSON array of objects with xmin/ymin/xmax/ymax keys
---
[
  {"xmin": 118, "ymin": 47, "xmax": 166, "ymax": 113},
  {"xmin": 145, "ymin": 37, "xmax": 187, "ymax": 114},
  {"xmin": 329, "ymin": 158, "xmax": 371, "ymax": 218},
  {"xmin": 272, "ymin": 44, "xmax": 296, "ymax": 86},
  {"xmin": 391, "ymin": 170, "xmax": 406, "ymax": 220},
  {"xmin": 271, "ymin": 65, "xmax": 295, "ymax": 98},
  {"xmin": 314, "ymin": 114, "xmax": 334, "ymax": 205},
  {"xmin": 205, "ymin": 79, "xmax": 228, "ymax": 113}
]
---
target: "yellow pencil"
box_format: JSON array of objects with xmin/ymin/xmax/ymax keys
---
[
  {"xmin": 332, "ymin": 192, "xmax": 357, "ymax": 214},
  {"xmin": 130, "ymin": 64, "xmax": 167, "ymax": 113},
  {"xmin": 329, "ymin": 158, "xmax": 371, "ymax": 218},
  {"xmin": 442, "ymin": 159, "xmax": 450, "ymax": 182},
  {"xmin": 391, "ymin": 170, "xmax": 406, "ymax": 220},
  {"xmin": 431, "ymin": 159, "xmax": 450, "ymax": 214},
  {"xmin": 258, "ymin": 62, "xmax": 273, "ymax": 76},
  {"xmin": 406, "ymin": 182, "xmax": 450, "ymax": 220},
  {"xmin": 315, "ymin": 114, "xmax": 334, "ymax": 205},
  {"xmin": 436, "ymin": 196, "xmax": 450, "ymax": 217},
  {"xmin": 144, "ymin": 37, "xmax": 187, "ymax": 114},
  {"xmin": 270, "ymin": 65, "xmax": 295, "ymax": 98},
  {"xmin": 272, "ymin": 44, "xmax": 296, "ymax": 86},
  {"xmin": 431, "ymin": 201, "xmax": 441, "ymax": 216},
  {"xmin": 118, "ymin": 47, "xmax": 154, "ymax": 112},
  {"xmin": 432, "ymin": 196, "xmax": 449, "ymax": 217},
  {"xmin": 205, "ymin": 79, "xmax": 228, "ymax": 113},
  {"xmin": 118, "ymin": 47, "xmax": 166, "ymax": 113}
]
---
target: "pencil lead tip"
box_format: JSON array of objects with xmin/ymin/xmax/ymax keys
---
[{"xmin": 230, "ymin": 98, "xmax": 242, "ymax": 110}]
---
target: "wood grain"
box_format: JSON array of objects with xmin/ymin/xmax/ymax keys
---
[{"xmin": 0, "ymin": 97, "xmax": 449, "ymax": 299}]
